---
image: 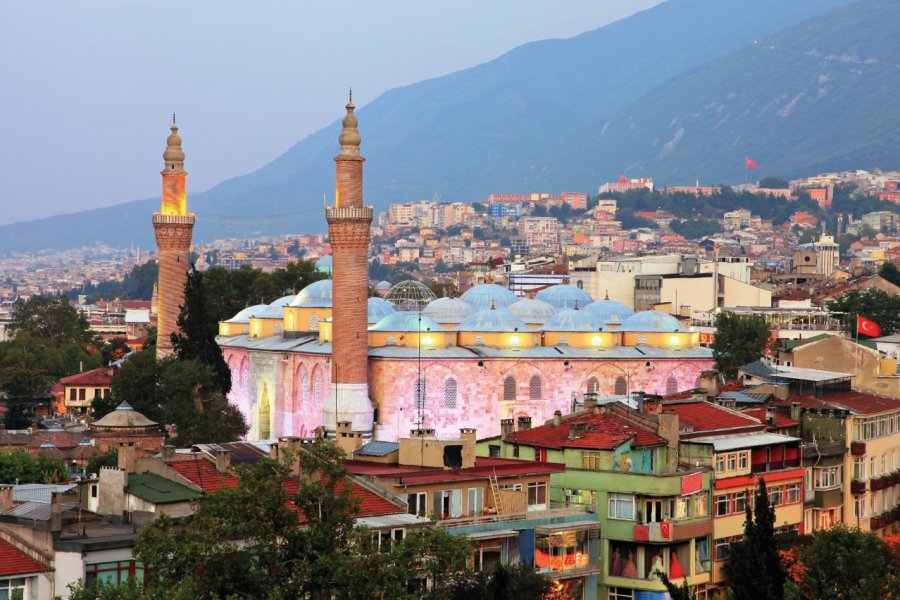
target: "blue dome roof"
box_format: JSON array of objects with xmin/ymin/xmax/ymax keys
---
[
  {"xmin": 225, "ymin": 304, "xmax": 268, "ymax": 324},
  {"xmin": 583, "ymin": 298, "xmax": 635, "ymax": 325},
  {"xmin": 459, "ymin": 307, "xmax": 528, "ymax": 333},
  {"xmin": 367, "ymin": 297, "xmax": 397, "ymax": 323},
  {"xmin": 423, "ymin": 297, "xmax": 476, "ymax": 322},
  {"xmin": 369, "ymin": 311, "xmax": 445, "ymax": 332},
  {"xmin": 374, "ymin": 280, "xmax": 392, "ymax": 291},
  {"xmin": 541, "ymin": 308, "xmax": 605, "ymax": 332},
  {"xmin": 290, "ymin": 279, "xmax": 332, "ymax": 308},
  {"xmin": 270, "ymin": 295, "xmax": 296, "ymax": 307},
  {"xmin": 619, "ymin": 310, "xmax": 686, "ymax": 332},
  {"xmin": 459, "ymin": 284, "xmax": 517, "ymax": 310},
  {"xmin": 507, "ymin": 298, "xmax": 558, "ymax": 324},
  {"xmin": 255, "ymin": 305, "xmax": 285, "ymax": 319},
  {"xmin": 534, "ymin": 285, "xmax": 594, "ymax": 310}
]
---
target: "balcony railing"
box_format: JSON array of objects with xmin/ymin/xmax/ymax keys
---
[
  {"xmin": 850, "ymin": 442, "xmax": 867, "ymax": 456},
  {"xmin": 437, "ymin": 503, "xmax": 593, "ymax": 529},
  {"xmin": 851, "ymin": 479, "xmax": 867, "ymax": 494},
  {"xmin": 750, "ymin": 458, "xmax": 801, "ymax": 474}
]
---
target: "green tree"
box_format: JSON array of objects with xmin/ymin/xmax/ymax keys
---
[
  {"xmin": 880, "ymin": 262, "xmax": 900, "ymax": 287},
  {"xmin": 109, "ymin": 350, "xmax": 162, "ymax": 422},
  {"xmin": 9, "ymin": 296, "xmax": 96, "ymax": 347},
  {"xmin": 827, "ymin": 288, "xmax": 900, "ymax": 337},
  {"xmin": 0, "ymin": 449, "xmax": 69, "ymax": 484},
  {"xmin": 85, "ymin": 449, "xmax": 118, "ymax": 477},
  {"xmin": 448, "ymin": 562, "xmax": 556, "ymax": 600},
  {"xmin": 711, "ymin": 312, "xmax": 771, "ymax": 379},
  {"xmin": 799, "ymin": 525, "xmax": 898, "ymax": 599},
  {"xmin": 171, "ymin": 269, "xmax": 231, "ymax": 394},
  {"xmin": 758, "ymin": 177, "xmax": 790, "ymax": 189},
  {"xmin": 724, "ymin": 479, "xmax": 784, "ymax": 600}
]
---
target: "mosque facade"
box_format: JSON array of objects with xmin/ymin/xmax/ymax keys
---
[{"xmin": 217, "ymin": 103, "xmax": 715, "ymax": 442}]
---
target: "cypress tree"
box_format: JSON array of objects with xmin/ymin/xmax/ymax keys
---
[{"xmin": 724, "ymin": 479, "xmax": 785, "ymax": 600}]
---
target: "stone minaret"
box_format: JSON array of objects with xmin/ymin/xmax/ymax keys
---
[
  {"xmin": 324, "ymin": 94, "xmax": 374, "ymax": 436},
  {"xmin": 153, "ymin": 117, "xmax": 195, "ymax": 359}
]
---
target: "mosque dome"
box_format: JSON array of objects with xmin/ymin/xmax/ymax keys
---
[
  {"xmin": 374, "ymin": 280, "xmax": 392, "ymax": 292},
  {"xmin": 255, "ymin": 305, "xmax": 285, "ymax": 319},
  {"xmin": 225, "ymin": 304, "xmax": 268, "ymax": 324},
  {"xmin": 290, "ymin": 279, "xmax": 333, "ymax": 308},
  {"xmin": 369, "ymin": 311, "xmax": 444, "ymax": 332},
  {"xmin": 315, "ymin": 255, "xmax": 333, "ymax": 274},
  {"xmin": 459, "ymin": 284, "xmax": 517, "ymax": 310},
  {"xmin": 541, "ymin": 308, "xmax": 605, "ymax": 332},
  {"xmin": 534, "ymin": 285, "xmax": 594, "ymax": 310},
  {"xmin": 507, "ymin": 298, "xmax": 558, "ymax": 325},
  {"xmin": 619, "ymin": 310, "xmax": 686, "ymax": 332},
  {"xmin": 270, "ymin": 295, "xmax": 296, "ymax": 307},
  {"xmin": 458, "ymin": 307, "xmax": 529, "ymax": 333},
  {"xmin": 583, "ymin": 298, "xmax": 635, "ymax": 325},
  {"xmin": 384, "ymin": 280, "xmax": 437, "ymax": 311},
  {"xmin": 422, "ymin": 297, "xmax": 476, "ymax": 323},
  {"xmin": 367, "ymin": 297, "xmax": 397, "ymax": 323}
]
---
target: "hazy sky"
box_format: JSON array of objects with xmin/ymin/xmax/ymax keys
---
[{"xmin": 0, "ymin": 1, "xmax": 662, "ymax": 225}]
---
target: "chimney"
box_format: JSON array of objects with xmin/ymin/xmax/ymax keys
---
[
  {"xmin": 766, "ymin": 406, "xmax": 776, "ymax": 426},
  {"xmin": 569, "ymin": 422, "xmax": 587, "ymax": 439},
  {"xmin": 552, "ymin": 410, "xmax": 562, "ymax": 427},
  {"xmin": 583, "ymin": 393, "xmax": 598, "ymax": 410},
  {"xmin": 270, "ymin": 437, "xmax": 303, "ymax": 476},
  {"xmin": 161, "ymin": 445, "xmax": 176, "ymax": 461},
  {"xmin": 116, "ymin": 443, "xmax": 135, "ymax": 474},
  {"xmin": 336, "ymin": 421, "xmax": 364, "ymax": 457},
  {"xmin": 790, "ymin": 402, "xmax": 802, "ymax": 422},
  {"xmin": 0, "ymin": 485, "xmax": 13, "ymax": 513},
  {"xmin": 632, "ymin": 392, "xmax": 646, "ymax": 414},
  {"xmin": 517, "ymin": 416, "xmax": 532, "ymax": 431},
  {"xmin": 50, "ymin": 491, "xmax": 63, "ymax": 533},
  {"xmin": 214, "ymin": 449, "xmax": 231, "ymax": 473},
  {"xmin": 500, "ymin": 419, "xmax": 515, "ymax": 441},
  {"xmin": 460, "ymin": 428, "xmax": 477, "ymax": 443}
]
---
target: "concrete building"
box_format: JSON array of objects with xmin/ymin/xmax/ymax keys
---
[{"xmin": 798, "ymin": 235, "xmax": 840, "ymax": 277}]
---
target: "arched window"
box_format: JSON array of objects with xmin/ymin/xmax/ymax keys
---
[
  {"xmin": 529, "ymin": 375, "xmax": 542, "ymax": 400},
  {"xmin": 614, "ymin": 376, "xmax": 627, "ymax": 396},
  {"xmin": 666, "ymin": 376, "xmax": 678, "ymax": 396},
  {"xmin": 503, "ymin": 376, "xmax": 516, "ymax": 401},
  {"xmin": 586, "ymin": 377, "xmax": 599, "ymax": 394},
  {"xmin": 309, "ymin": 314, "xmax": 319, "ymax": 331},
  {"xmin": 558, "ymin": 335, "xmax": 569, "ymax": 346},
  {"xmin": 474, "ymin": 335, "xmax": 485, "ymax": 346},
  {"xmin": 258, "ymin": 383, "xmax": 271, "ymax": 440},
  {"xmin": 444, "ymin": 378, "xmax": 458, "ymax": 409},
  {"xmin": 415, "ymin": 378, "xmax": 427, "ymax": 412},
  {"xmin": 386, "ymin": 336, "xmax": 397, "ymax": 346},
  {"xmin": 240, "ymin": 359, "xmax": 250, "ymax": 391},
  {"xmin": 313, "ymin": 372, "xmax": 322, "ymax": 405},
  {"xmin": 301, "ymin": 372, "xmax": 309, "ymax": 406},
  {"xmin": 275, "ymin": 323, "xmax": 283, "ymax": 335},
  {"xmin": 636, "ymin": 335, "xmax": 647, "ymax": 346}
]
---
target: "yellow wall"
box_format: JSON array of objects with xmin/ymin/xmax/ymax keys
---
[
  {"xmin": 249, "ymin": 317, "xmax": 282, "ymax": 338},
  {"xmin": 219, "ymin": 321, "xmax": 250, "ymax": 336},
  {"xmin": 368, "ymin": 330, "xmax": 450, "ymax": 348},
  {"xmin": 542, "ymin": 331, "xmax": 615, "ymax": 349},
  {"xmin": 456, "ymin": 330, "xmax": 537, "ymax": 348},
  {"xmin": 843, "ymin": 412, "xmax": 900, "ymax": 533},
  {"xmin": 283, "ymin": 306, "xmax": 333, "ymax": 333},
  {"xmin": 621, "ymin": 331, "xmax": 699, "ymax": 349}
]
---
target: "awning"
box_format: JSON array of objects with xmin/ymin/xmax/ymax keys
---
[
  {"xmin": 535, "ymin": 520, "xmax": 600, "ymax": 534},
  {"xmin": 465, "ymin": 529, "xmax": 520, "ymax": 540}
]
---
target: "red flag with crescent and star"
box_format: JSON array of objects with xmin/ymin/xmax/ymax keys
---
[
  {"xmin": 858, "ymin": 315, "xmax": 881, "ymax": 337},
  {"xmin": 745, "ymin": 157, "xmax": 758, "ymax": 169}
]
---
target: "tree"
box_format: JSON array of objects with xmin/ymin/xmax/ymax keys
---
[
  {"xmin": 448, "ymin": 562, "xmax": 559, "ymax": 600},
  {"xmin": 880, "ymin": 262, "xmax": 900, "ymax": 287},
  {"xmin": 758, "ymin": 177, "xmax": 790, "ymax": 189},
  {"xmin": 135, "ymin": 439, "xmax": 472, "ymax": 599},
  {"xmin": 827, "ymin": 288, "xmax": 900, "ymax": 337},
  {"xmin": 9, "ymin": 296, "xmax": 97, "ymax": 348},
  {"xmin": 85, "ymin": 449, "xmax": 118, "ymax": 477},
  {"xmin": 170, "ymin": 268, "xmax": 231, "ymax": 394},
  {"xmin": 724, "ymin": 480, "xmax": 784, "ymax": 600},
  {"xmin": 711, "ymin": 312, "xmax": 771, "ymax": 379},
  {"xmin": 799, "ymin": 525, "xmax": 898, "ymax": 599},
  {"xmin": 101, "ymin": 338, "xmax": 131, "ymax": 367},
  {"xmin": 0, "ymin": 449, "xmax": 69, "ymax": 484},
  {"xmin": 109, "ymin": 350, "xmax": 162, "ymax": 422}
]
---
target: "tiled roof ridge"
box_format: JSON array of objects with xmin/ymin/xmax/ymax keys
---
[
  {"xmin": 347, "ymin": 473, "xmax": 405, "ymax": 510},
  {"xmin": 662, "ymin": 397, "xmax": 760, "ymax": 424}
]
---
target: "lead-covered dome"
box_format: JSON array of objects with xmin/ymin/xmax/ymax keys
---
[
  {"xmin": 290, "ymin": 279, "xmax": 333, "ymax": 308},
  {"xmin": 369, "ymin": 311, "xmax": 445, "ymax": 332},
  {"xmin": 541, "ymin": 308, "xmax": 605, "ymax": 332},
  {"xmin": 422, "ymin": 297, "xmax": 476, "ymax": 323},
  {"xmin": 507, "ymin": 298, "xmax": 558, "ymax": 325},
  {"xmin": 619, "ymin": 310, "xmax": 686, "ymax": 332},
  {"xmin": 583, "ymin": 298, "xmax": 635, "ymax": 325},
  {"xmin": 224, "ymin": 304, "xmax": 268, "ymax": 324},
  {"xmin": 270, "ymin": 295, "xmax": 296, "ymax": 307},
  {"xmin": 535, "ymin": 284, "xmax": 594, "ymax": 310},
  {"xmin": 460, "ymin": 284, "xmax": 517, "ymax": 310},
  {"xmin": 459, "ymin": 307, "xmax": 528, "ymax": 332},
  {"xmin": 367, "ymin": 297, "xmax": 397, "ymax": 323}
]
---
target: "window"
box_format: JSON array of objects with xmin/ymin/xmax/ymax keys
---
[
  {"xmin": 614, "ymin": 376, "xmax": 627, "ymax": 396},
  {"xmin": 79, "ymin": 388, "xmax": 86, "ymax": 401},
  {"xmin": 738, "ymin": 452, "xmax": 748, "ymax": 470},
  {"xmin": 695, "ymin": 492, "xmax": 708, "ymax": 517},
  {"xmin": 415, "ymin": 378, "xmax": 427, "ymax": 412},
  {"xmin": 871, "ymin": 457, "xmax": 877, "ymax": 478},
  {"xmin": 527, "ymin": 482, "xmax": 547, "ymax": 508},
  {"xmin": 406, "ymin": 492, "xmax": 427, "ymax": 516},
  {"xmin": 308, "ymin": 314, "xmax": 319, "ymax": 331},
  {"xmin": 474, "ymin": 335, "xmax": 484, "ymax": 346},
  {"xmin": 300, "ymin": 373, "xmax": 309, "ymax": 406},
  {"xmin": 386, "ymin": 335, "xmax": 397, "ymax": 346},
  {"xmin": 433, "ymin": 489, "xmax": 462, "ymax": 519},
  {"xmin": 768, "ymin": 486, "xmax": 783, "ymax": 507},
  {"xmin": 636, "ymin": 335, "xmax": 647, "ymax": 346},
  {"xmin": 443, "ymin": 378, "xmax": 458, "ymax": 409},
  {"xmin": 529, "ymin": 375, "xmax": 542, "ymax": 400},
  {"xmin": 586, "ymin": 377, "xmax": 599, "ymax": 394},
  {"xmin": 733, "ymin": 491, "xmax": 748, "ymax": 513},
  {"xmin": 608, "ymin": 493, "xmax": 635, "ymax": 520},
  {"xmin": 675, "ymin": 497, "xmax": 690, "ymax": 520},
  {"xmin": 714, "ymin": 538, "xmax": 730, "ymax": 561},
  {"xmin": 0, "ymin": 578, "xmax": 26, "ymax": 600},
  {"xmin": 715, "ymin": 494, "xmax": 730, "ymax": 516},
  {"xmin": 785, "ymin": 483, "xmax": 801, "ymax": 504},
  {"xmin": 503, "ymin": 376, "xmax": 516, "ymax": 401},
  {"xmin": 558, "ymin": 335, "xmax": 568, "ymax": 345},
  {"xmin": 854, "ymin": 495, "xmax": 866, "ymax": 519},
  {"xmin": 727, "ymin": 454, "xmax": 737, "ymax": 471},
  {"xmin": 468, "ymin": 487, "xmax": 484, "ymax": 515},
  {"xmin": 85, "ymin": 561, "xmax": 144, "ymax": 587},
  {"xmin": 805, "ymin": 467, "xmax": 814, "ymax": 494},
  {"xmin": 666, "ymin": 377, "xmax": 678, "ymax": 396},
  {"xmin": 582, "ymin": 451, "xmax": 602, "ymax": 470},
  {"xmin": 716, "ymin": 455, "xmax": 725, "ymax": 473},
  {"xmin": 313, "ymin": 373, "xmax": 322, "ymax": 406},
  {"xmin": 373, "ymin": 528, "xmax": 405, "ymax": 552},
  {"xmin": 69, "ymin": 388, "xmax": 76, "ymax": 400},
  {"xmin": 816, "ymin": 466, "xmax": 841, "ymax": 489},
  {"xmin": 488, "ymin": 445, "xmax": 500, "ymax": 458},
  {"xmin": 608, "ymin": 588, "xmax": 634, "ymax": 600}
]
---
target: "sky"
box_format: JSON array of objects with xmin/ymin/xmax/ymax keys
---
[{"xmin": 0, "ymin": 1, "xmax": 662, "ymax": 226}]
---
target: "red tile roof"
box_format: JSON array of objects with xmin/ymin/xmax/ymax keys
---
[
  {"xmin": 0, "ymin": 539, "xmax": 48, "ymax": 577},
  {"xmin": 810, "ymin": 391, "xmax": 900, "ymax": 416},
  {"xmin": 282, "ymin": 477, "xmax": 403, "ymax": 522},
  {"xmin": 662, "ymin": 400, "xmax": 764, "ymax": 437},
  {"xmin": 504, "ymin": 414, "xmax": 666, "ymax": 451},
  {"xmin": 58, "ymin": 367, "xmax": 112, "ymax": 387},
  {"xmin": 740, "ymin": 407, "xmax": 800, "ymax": 429},
  {"xmin": 167, "ymin": 459, "xmax": 240, "ymax": 493},
  {"xmin": 344, "ymin": 457, "xmax": 565, "ymax": 485}
]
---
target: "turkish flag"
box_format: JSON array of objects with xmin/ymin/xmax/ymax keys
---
[
  {"xmin": 858, "ymin": 315, "xmax": 881, "ymax": 337},
  {"xmin": 745, "ymin": 157, "xmax": 759, "ymax": 169}
]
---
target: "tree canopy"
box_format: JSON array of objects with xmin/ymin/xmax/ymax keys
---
[
  {"xmin": 827, "ymin": 288, "xmax": 900, "ymax": 337},
  {"xmin": 724, "ymin": 479, "xmax": 785, "ymax": 600},
  {"xmin": 0, "ymin": 449, "xmax": 69, "ymax": 484},
  {"xmin": 712, "ymin": 312, "xmax": 771, "ymax": 379}
]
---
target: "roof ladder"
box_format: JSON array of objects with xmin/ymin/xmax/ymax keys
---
[{"xmin": 489, "ymin": 469, "xmax": 504, "ymax": 518}]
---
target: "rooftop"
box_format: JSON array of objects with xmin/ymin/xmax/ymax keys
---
[
  {"xmin": 506, "ymin": 411, "xmax": 666, "ymax": 451},
  {"xmin": 741, "ymin": 407, "xmax": 800, "ymax": 429},
  {"xmin": 689, "ymin": 432, "xmax": 801, "ymax": 452},
  {"xmin": 0, "ymin": 539, "xmax": 48, "ymax": 577},
  {"xmin": 126, "ymin": 472, "xmax": 200, "ymax": 504},
  {"xmin": 344, "ymin": 457, "xmax": 564, "ymax": 485},
  {"xmin": 166, "ymin": 458, "xmax": 239, "ymax": 493},
  {"xmin": 661, "ymin": 400, "xmax": 764, "ymax": 436},
  {"xmin": 58, "ymin": 367, "xmax": 112, "ymax": 387},
  {"xmin": 740, "ymin": 361, "xmax": 853, "ymax": 383}
]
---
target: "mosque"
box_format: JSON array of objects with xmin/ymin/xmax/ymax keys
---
[{"xmin": 211, "ymin": 98, "xmax": 715, "ymax": 442}]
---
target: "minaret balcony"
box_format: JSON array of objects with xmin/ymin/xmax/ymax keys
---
[
  {"xmin": 153, "ymin": 212, "xmax": 196, "ymax": 225},
  {"xmin": 326, "ymin": 206, "xmax": 373, "ymax": 221}
]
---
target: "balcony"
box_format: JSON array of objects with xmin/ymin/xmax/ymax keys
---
[
  {"xmin": 633, "ymin": 519, "xmax": 712, "ymax": 543},
  {"xmin": 750, "ymin": 458, "xmax": 801, "ymax": 474},
  {"xmin": 871, "ymin": 476, "xmax": 888, "ymax": 492},
  {"xmin": 851, "ymin": 479, "xmax": 867, "ymax": 494},
  {"xmin": 851, "ymin": 442, "xmax": 867, "ymax": 456},
  {"xmin": 437, "ymin": 503, "xmax": 592, "ymax": 529}
]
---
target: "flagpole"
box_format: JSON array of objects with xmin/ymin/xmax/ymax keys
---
[{"xmin": 855, "ymin": 313, "xmax": 859, "ymax": 388}]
